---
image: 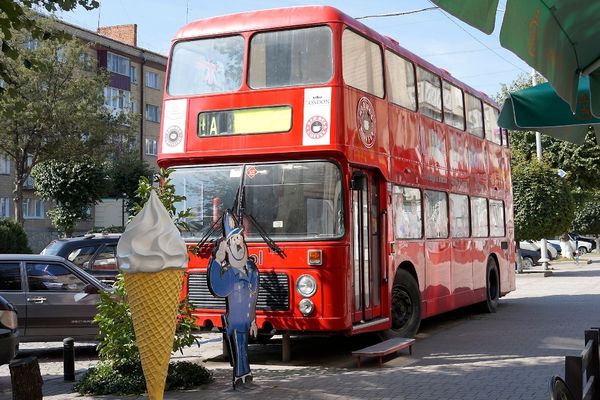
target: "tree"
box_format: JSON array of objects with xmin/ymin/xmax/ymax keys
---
[
  {"xmin": 0, "ymin": 16, "xmax": 134, "ymax": 225},
  {"xmin": 0, "ymin": 218, "xmax": 32, "ymax": 253},
  {"xmin": 572, "ymin": 191, "xmax": 600, "ymax": 235},
  {"xmin": 31, "ymin": 159, "xmax": 107, "ymax": 237},
  {"xmin": 0, "ymin": 1, "xmax": 99, "ymax": 83},
  {"xmin": 106, "ymin": 153, "xmax": 154, "ymax": 207},
  {"xmin": 511, "ymin": 150, "xmax": 575, "ymax": 241}
]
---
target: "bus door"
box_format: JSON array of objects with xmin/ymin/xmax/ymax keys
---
[{"xmin": 350, "ymin": 170, "xmax": 382, "ymax": 323}]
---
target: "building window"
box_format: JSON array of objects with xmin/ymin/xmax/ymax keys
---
[
  {"xmin": 145, "ymin": 138, "xmax": 158, "ymax": 156},
  {"xmin": 0, "ymin": 154, "xmax": 10, "ymax": 175},
  {"xmin": 145, "ymin": 71, "xmax": 160, "ymax": 89},
  {"xmin": 107, "ymin": 52, "xmax": 130, "ymax": 76},
  {"xmin": 23, "ymin": 198, "xmax": 44, "ymax": 219},
  {"xmin": 0, "ymin": 198, "xmax": 10, "ymax": 218},
  {"xmin": 130, "ymin": 65, "xmax": 137, "ymax": 83},
  {"xmin": 145, "ymin": 104, "xmax": 160, "ymax": 123},
  {"xmin": 104, "ymin": 87, "xmax": 131, "ymax": 112},
  {"xmin": 130, "ymin": 100, "xmax": 137, "ymax": 113},
  {"xmin": 79, "ymin": 52, "xmax": 93, "ymax": 70}
]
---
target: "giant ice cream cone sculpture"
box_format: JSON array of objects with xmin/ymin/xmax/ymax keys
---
[{"xmin": 117, "ymin": 191, "xmax": 188, "ymax": 400}]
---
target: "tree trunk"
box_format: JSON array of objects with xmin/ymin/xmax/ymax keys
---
[
  {"xmin": 9, "ymin": 356, "xmax": 43, "ymax": 400},
  {"xmin": 12, "ymin": 178, "xmax": 24, "ymax": 226}
]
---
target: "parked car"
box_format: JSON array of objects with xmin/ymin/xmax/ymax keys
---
[
  {"xmin": 548, "ymin": 234, "xmax": 592, "ymax": 256},
  {"xmin": 519, "ymin": 240, "xmax": 557, "ymax": 260},
  {"xmin": 520, "ymin": 248, "xmax": 542, "ymax": 269},
  {"xmin": 0, "ymin": 254, "xmax": 111, "ymax": 342},
  {"xmin": 0, "ymin": 294, "xmax": 18, "ymax": 364},
  {"xmin": 570, "ymin": 233, "xmax": 597, "ymax": 251},
  {"xmin": 41, "ymin": 233, "xmax": 120, "ymax": 283}
]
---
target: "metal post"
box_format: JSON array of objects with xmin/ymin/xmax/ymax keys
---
[
  {"xmin": 282, "ymin": 332, "xmax": 291, "ymax": 362},
  {"xmin": 532, "ymin": 69, "xmax": 550, "ymax": 270},
  {"xmin": 63, "ymin": 337, "xmax": 75, "ymax": 381}
]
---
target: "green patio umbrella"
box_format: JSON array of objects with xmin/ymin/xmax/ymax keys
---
[
  {"xmin": 498, "ymin": 77, "xmax": 600, "ymax": 144},
  {"xmin": 431, "ymin": 0, "xmax": 600, "ymax": 118}
]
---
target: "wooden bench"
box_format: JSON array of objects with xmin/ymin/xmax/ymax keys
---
[{"xmin": 352, "ymin": 337, "xmax": 415, "ymax": 367}]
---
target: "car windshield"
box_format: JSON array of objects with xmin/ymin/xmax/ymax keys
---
[{"xmin": 171, "ymin": 161, "xmax": 344, "ymax": 241}]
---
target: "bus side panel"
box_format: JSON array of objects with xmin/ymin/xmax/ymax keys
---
[{"xmin": 388, "ymin": 104, "xmax": 421, "ymax": 187}]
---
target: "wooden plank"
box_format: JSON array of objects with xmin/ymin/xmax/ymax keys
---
[{"xmin": 352, "ymin": 337, "xmax": 415, "ymax": 369}]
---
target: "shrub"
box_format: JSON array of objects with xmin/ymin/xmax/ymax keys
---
[
  {"xmin": 0, "ymin": 218, "xmax": 31, "ymax": 253},
  {"xmin": 75, "ymin": 359, "xmax": 213, "ymax": 396}
]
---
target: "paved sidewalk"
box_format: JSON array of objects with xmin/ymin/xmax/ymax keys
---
[{"xmin": 2, "ymin": 258, "xmax": 599, "ymax": 400}]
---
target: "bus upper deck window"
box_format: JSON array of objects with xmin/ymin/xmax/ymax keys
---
[
  {"xmin": 167, "ymin": 35, "xmax": 244, "ymax": 96},
  {"xmin": 249, "ymin": 26, "xmax": 333, "ymax": 89}
]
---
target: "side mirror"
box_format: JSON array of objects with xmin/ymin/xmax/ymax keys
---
[
  {"xmin": 84, "ymin": 284, "xmax": 99, "ymax": 294},
  {"xmin": 350, "ymin": 172, "xmax": 367, "ymax": 191}
]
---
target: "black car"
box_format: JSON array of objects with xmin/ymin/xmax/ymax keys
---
[
  {"xmin": 41, "ymin": 233, "xmax": 120, "ymax": 283},
  {"xmin": 0, "ymin": 254, "xmax": 111, "ymax": 342},
  {"xmin": 0, "ymin": 294, "xmax": 19, "ymax": 364},
  {"xmin": 520, "ymin": 248, "xmax": 542, "ymax": 269}
]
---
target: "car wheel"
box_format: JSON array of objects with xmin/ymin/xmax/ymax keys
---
[
  {"xmin": 578, "ymin": 246, "xmax": 587, "ymax": 254},
  {"xmin": 522, "ymin": 256, "xmax": 534, "ymax": 269},
  {"xmin": 481, "ymin": 258, "xmax": 500, "ymax": 313},
  {"xmin": 381, "ymin": 269, "xmax": 421, "ymax": 339}
]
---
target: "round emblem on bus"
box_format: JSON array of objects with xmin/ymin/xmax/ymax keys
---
[
  {"xmin": 356, "ymin": 97, "xmax": 376, "ymax": 148},
  {"xmin": 165, "ymin": 125, "xmax": 183, "ymax": 147},
  {"xmin": 305, "ymin": 115, "xmax": 328, "ymax": 139}
]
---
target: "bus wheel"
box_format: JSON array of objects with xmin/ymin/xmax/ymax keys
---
[
  {"xmin": 385, "ymin": 269, "xmax": 421, "ymax": 339},
  {"xmin": 482, "ymin": 258, "xmax": 500, "ymax": 313}
]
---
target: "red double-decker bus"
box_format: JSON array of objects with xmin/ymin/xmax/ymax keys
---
[{"xmin": 159, "ymin": 6, "xmax": 515, "ymax": 341}]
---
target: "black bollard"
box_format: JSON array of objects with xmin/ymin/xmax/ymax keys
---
[{"xmin": 63, "ymin": 337, "xmax": 75, "ymax": 381}]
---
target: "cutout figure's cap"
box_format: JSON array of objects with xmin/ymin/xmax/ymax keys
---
[{"xmin": 223, "ymin": 211, "xmax": 243, "ymax": 240}]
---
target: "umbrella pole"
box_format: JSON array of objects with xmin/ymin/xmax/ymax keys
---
[{"xmin": 533, "ymin": 70, "xmax": 551, "ymax": 271}]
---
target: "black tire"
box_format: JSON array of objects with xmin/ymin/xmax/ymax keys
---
[
  {"xmin": 522, "ymin": 256, "xmax": 534, "ymax": 269},
  {"xmin": 578, "ymin": 246, "xmax": 587, "ymax": 254},
  {"xmin": 381, "ymin": 269, "xmax": 421, "ymax": 339},
  {"xmin": 482, "ymin": 258, "xmax": 500, "ymax": 313}
]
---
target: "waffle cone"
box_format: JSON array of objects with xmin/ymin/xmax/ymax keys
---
[{"xmin": 124, "ymin": 269, "xmax": 184, "ymax": 400}]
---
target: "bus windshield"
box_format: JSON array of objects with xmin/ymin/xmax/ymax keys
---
[{"xmin": 171, "ymin": 161, "xmax": 344, "ymax": 241}]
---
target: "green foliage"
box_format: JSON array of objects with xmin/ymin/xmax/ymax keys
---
[
  {"xmin": 87, "ymin": 173, "xmax": 202, "ymax": 395},
  {"xmin": 0, "ymin": 1, "xmax": 99, "ymax": 83},
  {"xmin": 512, "ymin": 151, "xmax": 575, "ymax": 241},
  {"xmin": 130, "ymin": 168, "xmax": 193, "ymax": 231},
  {"xmin": 31, "ymin": 159, "xmax": 108, "ymax": 237},
  {"xmin": 572, "ymin": 191, "xmax": 600, "ymax": 235},
  {"xmin": 74, "ymin": 359, "xmax": 213, "ymax": 396},
  {"xmin": 0, "ymin": 219, "xmax": 32, "ymax": 253},
  {"xmin": 106, "ymin": 153, "xmax": 154, "ymax": 207},
  {"xmin": 94, "ymin": 274, "xmax": 198, "ymax": 363}
]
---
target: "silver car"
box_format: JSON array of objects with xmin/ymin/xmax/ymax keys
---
[{"xmin": 0, "ymin": 254, "xmax": 111, "ymax": 342}]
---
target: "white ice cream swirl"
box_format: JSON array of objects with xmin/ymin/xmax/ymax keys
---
[{"xmin": 117, "ymin": 190, "xmax": 188, "ymax": 273}]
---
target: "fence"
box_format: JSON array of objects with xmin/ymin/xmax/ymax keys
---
[{"xmin": 552, "ymin": 328, "xmax": 600, "ymax": 400}]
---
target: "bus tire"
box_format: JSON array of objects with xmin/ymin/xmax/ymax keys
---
[
  {"xmin": 482, "ymin": 257, "xmax": 500, "ymax": 313},
  {"xmin": 383, "ymin": 269, "xmax": 421, "ymax": 339}
]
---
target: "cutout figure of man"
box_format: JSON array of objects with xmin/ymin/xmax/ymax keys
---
[{"xmin": 208, "ymin": 211, "xmax": 259, "ymax": 389}]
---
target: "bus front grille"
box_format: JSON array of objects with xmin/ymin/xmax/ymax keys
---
[{"xmin": 187, "ymin": 272, "xmax": 290, "ymax": 311}]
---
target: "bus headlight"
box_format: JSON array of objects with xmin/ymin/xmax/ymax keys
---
[
  {"xmin": 296, "ymin": 274, "xmax": 317, "ymax": 297},
  {"xmin": 298, "ymin": 298, "xmax": 314, "ymax": 316}
]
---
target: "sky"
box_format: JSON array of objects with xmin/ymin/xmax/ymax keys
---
[{"xmin": 55, "ymin": 0, "xmax": 532, "ymax": 98}]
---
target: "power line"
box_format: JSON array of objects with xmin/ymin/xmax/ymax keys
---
[
  {"xmin": 356, "ymin": 7, "xmax": 439, "ymax": 20},
  {"xmin": 428, "ymin": 1, "xmax": 529, "ymax": 74}
]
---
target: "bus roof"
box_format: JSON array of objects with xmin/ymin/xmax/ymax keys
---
[{"xmin": 173, "ymin": 5, "xmax": 497, "ymax": 107}]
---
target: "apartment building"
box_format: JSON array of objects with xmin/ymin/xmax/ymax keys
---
[{"xmin": 0, "ymin": 20, "xmax": 167, "ymax": 251}]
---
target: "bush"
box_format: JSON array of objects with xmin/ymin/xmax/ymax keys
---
[
  {"xmin": 0, "ymin": 218, "xmax": 31, "ymax": 253},
  {"xmin": 75, "ymin": 359, "xmax": 212, "ymax": 396}
]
